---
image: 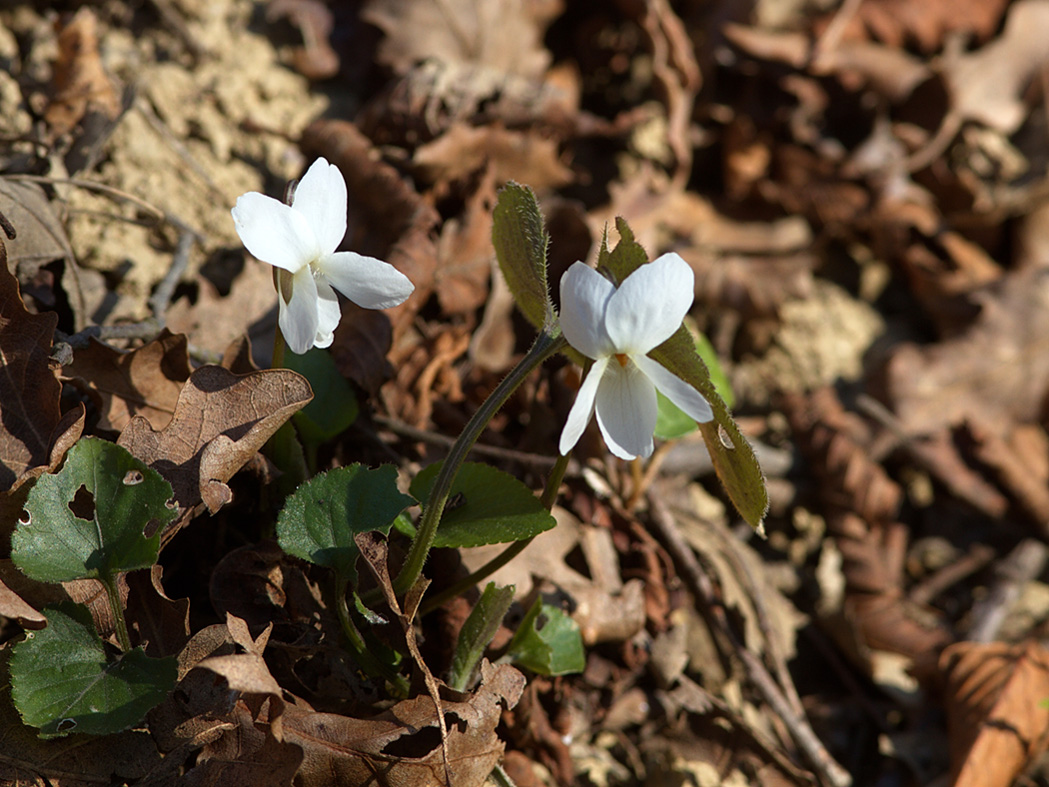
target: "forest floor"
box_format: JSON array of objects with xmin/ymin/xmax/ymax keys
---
[{"xmin": 2, "ymin": 1, "xmax": 1049, "ymax": 786}]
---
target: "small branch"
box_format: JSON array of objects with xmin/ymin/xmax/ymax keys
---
[{"xmin": 646, "ymin": 493, "xmax": 851, "ymax": 787}]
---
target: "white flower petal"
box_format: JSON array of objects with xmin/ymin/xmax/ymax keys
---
[
  {"xmin": 313, "ymin": 279, "xmax": 341, "ymax": 349},
  {"xmin": 280, "ymin": 267, "xmax": 320, "ymax": 354},
  {"xmin": 559, "ymin": 356, "xmax": 609, "ymax": 456},
  {"xmin": 605, "ymin": 252, "xmax": 694, "ymax": 354},
  {"xmin": 292, "ymin": 158, "xmax": 348, "ymax": 256},
  {"xmin": 634, "ymin": 355, "xmax": 713, "ymax": 424},
  {"xmin": 594, "ymin": 359, "xmax": 659, "ymax": 460},
  {"xmin": 559, "ymin": 262, "xmax": 616, "ymax": 359},
  {"xmin": 318, "ymin": 252, "xmax": 414, "ymax": 309},
  {"xmin": 232, "ymin": 192, "xmax": 319, "ymax": 272}
]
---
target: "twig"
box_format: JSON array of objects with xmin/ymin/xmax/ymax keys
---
[
  {"xmin": 646, "ymin": 492, "xmax": 852, "ymax": 787},
  {"xmin": 909, "ymin": 543, "xmax": 995, "ymax": 606},
  {"xmin": 966, "ymin": 539, "xmax": 1048, "ymax": 643},
  {"xmin": 371, "ymin": 414, "xmax": 560, "ymax": 469}
]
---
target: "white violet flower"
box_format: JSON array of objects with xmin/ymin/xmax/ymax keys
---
[
  {"xmin": 231, "ymin": 157, "xmax": 414, "ymax": 354},
  {"xmin": 558, "ymin": 252, "xmax": 714, "ymax": 460}
]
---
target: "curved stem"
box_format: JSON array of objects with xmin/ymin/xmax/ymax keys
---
[
  {"xmin": 394, "ymin": 331, "xmax": 566, "ymax": 596},
  {"xmin": 419, "ymin": 448, "xmax": 572, "ymax": 615},
  {"xmin": 102, "ymin": 575, "xmax": 132, "ymax": 652}
]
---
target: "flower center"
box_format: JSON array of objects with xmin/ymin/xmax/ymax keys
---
[{"xmin": 614, "ymin": 353, "xmax": 629, "ymax": 368}]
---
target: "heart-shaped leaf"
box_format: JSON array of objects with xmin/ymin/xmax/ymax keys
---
[
  {"xmin": 13, "ymin": 437, "xmax": 175, "ymax": 583},
  {"xmin": 10, "ymin": 603, "xmax": 177, "ymax": 738},
  {"xmin": 408, "ymin": 462, "xmax": 556, "ymax": 548},
  {"xmin": 277, "ymin": 464, "xmax": 415, "ymax": 585}
]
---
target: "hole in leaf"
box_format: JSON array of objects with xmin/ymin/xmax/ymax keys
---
[
  {"xmin": 17, "ymin": 510, "xmax": 30, "ymax": 526},
  {"xmin": 165, "ymin": 498, "xmax": 178, "ymax": 510},
  {"xmin": 57, "ymin": 718, "xmax": 77, "ymax": 732},
  {"xmin": 123, "ymin": 469, "xmax": 144, "ymax": 485},
  {"xmin": 381, "ymin": 725, "xmax": 441, "ymax": 758},
  {"xmin": 68, "ymin": 486, "xmax": 95, "ymax": 520}
]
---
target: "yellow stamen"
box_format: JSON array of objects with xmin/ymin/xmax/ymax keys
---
[{"xmin": 614, "ymin": 353, "xmax": 629, "ymax": 367}]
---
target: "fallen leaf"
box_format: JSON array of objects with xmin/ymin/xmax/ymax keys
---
[
  {"xmin": 814, "ymin": 0, "xmax": 1010, "ymax": 53},
  {"xmin": 64, "ymin": 330, "xmax": 191, "ymax": 433},
  {"xmin": 362, "ymin": 0, "xmax": 561, "ymax": 80},
  {"xmin": 45, "ymin": 7, "xmax": 121, "ymax": 138},
  {"xmin": 117, "ymin": 365, "xmax": 312, "ymax": 519},
  {"xmin": 941, "ymin": 640, "xmax": 1049, "ymax": 787},
  {"xmin": 286, "ymin": 660, "xmax": 524, "ymax": 787},
  {"xmin": 413, "ymin": 123, "xmax": 572, "ymax": 192},
  {"xmin": 883, "ymin": 266, "xmax": 1049, "ymax": 435},
  {"xmin": 0, "ymin": 249, "xmax": 68, "ymax": 493},
  {"xmin": 431, "ymin": 174, "xmax": 497, "ymax": 316},
  {"xmin": 125, "ymin": 565, "xmax": 191, "ymax": 658},
  {"xmin": 266, "ymin": 0, "xmax": 339, "ymax": 80}
]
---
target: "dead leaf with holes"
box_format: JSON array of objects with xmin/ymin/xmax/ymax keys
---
[
  {"xmin": 63, "ymin": 330, "xmax": 191, "ymax": 433},
  {"xmin": 941, "ymin": 640, "xmax": 1049, "ymax": 787},
  {"xmin": 285, "ymin": 660, "xmax": 524, "ymax": 787},
  {"xmin": 117, "ymin": 365, "xmax": 312, "ymax": 522}
]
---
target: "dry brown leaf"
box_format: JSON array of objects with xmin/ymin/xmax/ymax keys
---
[
  {"xmin": 117, "ymin": 365, "xmax": 312, "ymax": 518},
  {"xmin": 45, "ymin": 8, "xmax": 121, "ymax": 138},
  {"xmin": 432, "ymin": 175, "xmax": 496, "ymax": 316},
  {"xmin": 937, "ymin": 0, "xmax": 1049, "ymax": 135},
  {"xmin": 125, "ymin": 564, "xmax": 191, "ymax": 658},
  {"xmin": 941, "ymin": 640, "xmax": 1049, "ymax": 787},
  {"xmin": 287, "ymin": 661, "xmax": 524, "ymax": 787},
  {"xmin": 362, "ymin": 0, "xmax": 561, "ymax": 80},
  {"xmin": 266, "ymin": 0, "xmax": 339, "ymax": 80},
  {"xmin": 413, "ymin": 123, "xmax": 572, "ymax": 192},
  {"xmin": 64, "ymin": 330, "xmax": 191, "ymax": 433},
  {"xmin": 814, "ymin": 0, "xmax": 1010, "ymax": 53},
  {"xmin": 884, "ymin": 266, "xmax": 1049, "ymax": 436},
  {"xmin": 165, "ymin": 256, "xmax": 278, "ymax": 362},
  {"xmin": 0, "ymin": 255, "xmax": 61, "ymax": 492},
  {"xmin": 0, "ymin": 573, "xmax": 46, "ymax": 629},
  {"xmin": 187, "ymin": 701, "xmax": 303, "ymax": 787},
  {"xmin": 199, "ymin": 614, "xmax": 286, "ymax": 738}
]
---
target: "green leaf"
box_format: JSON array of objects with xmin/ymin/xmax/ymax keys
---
[
  {"xmin": 408, "ymin": 462, "xmax": 556, "ymax": 548},
  {"xmin": 655, "ymin": 329, "xmax": 734, "ymax": 440},
  {"xmin": 505, "ymin": 598, "xmax": 585, "ymax": 676},
  {"xmin": 13, "ymin": 438, "xmax": 175, "ymax": 584},
  {"xmin": 10, "ymin": 603, "xmax": 177, "ymax": 738},
  {"xmin": 284, "ymin": 347, "xmax": 359, "ymax": 446},
  {"xmin": 277, "ymin": 464, "xmax": 416, "ymax": 585},
  {"xmin": 449, "ymin": 582, "xmax": 515, "ymax": 691},
  {"xmin": 492, "ymin": 181, "xmax": 555, "ymax": 331}
]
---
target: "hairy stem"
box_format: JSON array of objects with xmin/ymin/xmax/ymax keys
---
[{"xmin": 394, "ymin": 331, "xmax": 565, "ymax": 596}]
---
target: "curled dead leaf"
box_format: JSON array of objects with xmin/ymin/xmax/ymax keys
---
[
  {"xmin": 941, "ymin": 640, "xmax": 1049, "ymax": 787},
  {"xmin": 117, "ymin": 365, "xmax": 312, "ymax": 520}
]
